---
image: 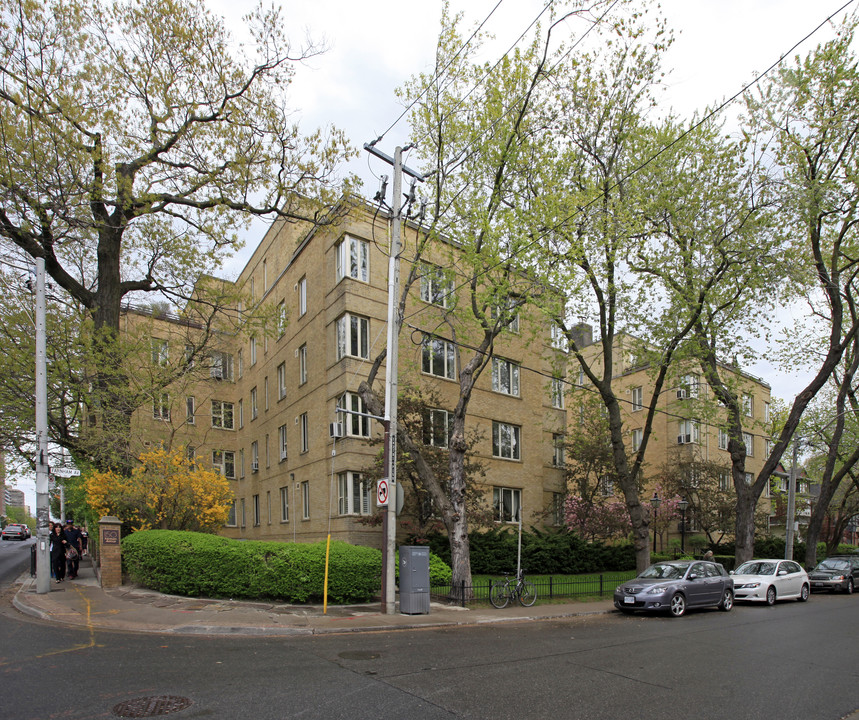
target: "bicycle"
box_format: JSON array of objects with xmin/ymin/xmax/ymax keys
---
[{"xmin": 489, "ymin": 569, "xmax": 537, "ymax": 608}]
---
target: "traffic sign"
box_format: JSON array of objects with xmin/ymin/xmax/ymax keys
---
[
  {"xmin": 51, "ymin": 467, "xmax": 80, "ymax": 478},
  {"xmin": 377, "ymin": 478, "xmax": 389, "ymax": 507}
]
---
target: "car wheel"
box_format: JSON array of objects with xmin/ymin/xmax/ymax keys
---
[
  {"xmin": 669, "ymin": 593, "xmax": 686, "ymax": 617},
  {"xmin": 846, "ymin": 578, "xmax": 854, "ymax": 595},
  {"xmin": 765, "ymin": 586, "xmax": 776, "ymax": 606},
  {"xmin": 798, "ymin": 584, "xmax": 809, "ymax": 602},
  {"xmin": 718, "ymin": 588, "xmax": 734, "ymax": 611}
]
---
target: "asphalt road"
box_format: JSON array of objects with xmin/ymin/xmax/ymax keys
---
[{"xmin": 1, "ymin": 557, "xmax": 857, "ymax": 720}]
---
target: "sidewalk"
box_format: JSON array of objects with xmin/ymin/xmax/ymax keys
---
[{"xmin": 12, "ymin": 555, "xmax": 615, "ymax": 636}]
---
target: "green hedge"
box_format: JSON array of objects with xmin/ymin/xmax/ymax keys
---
[
  {"xmin": 426, "ymin": 528, "xmax": 636, "ymax": 575},
  {"xmin": 122, "ymin": 531, "xmax": 452, "ymax": 603}
]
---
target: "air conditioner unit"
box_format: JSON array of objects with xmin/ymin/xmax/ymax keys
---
[
  {"xmin": 251, "ymin": 461, "xmax": 259, "ymax": 472},
  {"xmin": 677, "ymin": 389, "xmax": 687, "ymax": 400},
  {"xmin": 329, "ymin": 422, "xmax": 344, "ymax": 439}
]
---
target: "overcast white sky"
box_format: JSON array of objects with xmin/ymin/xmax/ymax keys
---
[{"xmin": 14, "ymin": 0, "xmax": 855, "ymax": 510}]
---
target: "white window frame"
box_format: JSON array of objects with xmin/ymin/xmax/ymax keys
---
[
  {"xmin": 552, "ymin": 433, "xmax": 565, "ymax": 467},
  {"xmin": 209, "ymin": 351, "xmax": 233, "ymax": 381},
  {"xmin": 678, "ymin": 419, "xmax": 700, "ymax": 444},
  {"xmin": 337, "ymin": 471, "xmax": 372, "ymax": 516},
  {"xmin": 718, "ymin": 428, "xmax": 729, "ymax": 450},
  {"xmin": 338, "ymin": 393, "xmax": 370, "ymax": 437},
  {"xmin": 151, "ymin": 338, "xmax": 169, "ymax": 367},
  {"xmin": 422, "ymin": 335, "xmax": 456, "ymax": 379},
  {"xmin": 679, "ymin": 373, "xmax": 699, "ymax": 399},
  {"xmin": 278, "ymin": 424, "xmax": 288, "ymax": 461},
  {"xmin": 336, "ymin": 313, "xmax": 370, "ymax": 360},
  {"xmin": 631, "ymin": 428, "xmax": 643, "ymax": 452},
  {"xmin": 252, "ymin": 493, "xmax": 260, "ymax": 526},
  {"xmin": 212, "ymin": 450, "xmax": 236, "ymax": 479},
  {"xmin": 631, "ymin": 386, "xmax": 643, "ymax": 412},
  {"xmin": 742, "ymin": 393, "xmax": 754, "ymax": 417},
  {"xmin": 743, "ymin": 431, "xmax": 754, "ymax": 457},
  {"xmin": 250, "ymin": 387, "xmax": 258, "ymax": 420},
  {"xmin": 277, "ymin": 362, "xmax": 286, "ymax": 400},
  {"xmin": 153, "ymin": 393, "xmax": 170, "ymax": 421},
  {"xmin": 424, "ymin": 409, "xmax": 451, "ymax": 448},
  {"xmin": 300, "ymin": 413, "xmax": 309, "ymax": 453},
  {"xmin": 298, "ymin": 276, "xmax": 307, "ymax": 317},
  {"xmin": 211, "ymin": 400, "xmax": 235, "ymax": 430},
  {"xmin": 419, "ymin": 263, "xmax": 453, "ymax": 308},
  {"xmin": 550, "ymin": 324, "xmax": 568, "ymax": 352},
  {"xmin": 276, "ymin": 301, "xmax": 286, "ymax": 337},
  {"xmin": 301, "ymin": 481, "xmax": 310, "ymax": 519},
  {"xmin": 299, "ymin": 344, "xmax": 307, "ymax": 385},
  {"xmin": 335, "ymin": 235, "xmax": 369, "ymax": 283},
  {"xmin": 226, "ymin": 500, "xmax": 237, "ymax": 527},
  {"xmin": 249, "ymin": 335, "xmax": 257, "ymax": 366},
  {"xmin": 491, "ymin": 357, "xmax": 520, "ymax": 396},
  {"xmin": 551, "ymin": 376, "xmax": 565, "ymax": 409},
  {"xmin": 493, "ymin": 486, "xmax": 521, "ymax": 523},
  {"xmin": 280, "ymin": 486, "xmax": 289, "ymax": 522},
  {"xmin": 599, "ymin": 475, "xmax": 614, "ymax": 497},
  {"xmin": 251, "ymin": 441, "xmax": 259, "ymax": 472},
  {"xmin": 492, "ymin": 421, "xmax": 521, "ymax": 460}
]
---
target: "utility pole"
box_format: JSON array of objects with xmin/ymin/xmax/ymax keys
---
[
  {"xmin": 364, "ymin": 142, "xmax": 423, "ymax": 613},
  {"xmin": 34, "ymin": 258, "xmax": 50, "ymax": 594}
]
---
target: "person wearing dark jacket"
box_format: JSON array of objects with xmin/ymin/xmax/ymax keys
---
[
  {"xmin": 50, "ymin": 524, "xmax": 67, "ymax": 583},
  {"xmin": 63, "ymin": 520, "xmax": 82, "ymax": 579}
]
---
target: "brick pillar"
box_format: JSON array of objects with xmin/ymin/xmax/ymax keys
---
[{"xmin": 98, "ymin": 516, "xmax": 123, "ymax": 588}]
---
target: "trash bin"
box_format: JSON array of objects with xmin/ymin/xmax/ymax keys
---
[{"xmin": 399, "ymin": 545, "xmax": 430, "ymax": 615}]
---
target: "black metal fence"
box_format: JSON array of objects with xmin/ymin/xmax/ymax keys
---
[{"xmin": 432, "ymin": 571, "xmax": 637, "ymax": 607}]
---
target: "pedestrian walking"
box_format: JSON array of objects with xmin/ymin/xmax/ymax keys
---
[
  {"xmin": 50, "ymin": 524, "xmax": 67, "ymax": 583},
  {"xmin": 63, "ymin": 520, "xmax": 82, "ymax": 579}
]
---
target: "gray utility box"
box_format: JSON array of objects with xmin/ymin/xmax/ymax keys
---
[{"xmin": 399, "ymin": 545, "xmax": 431, "ymax": 615}]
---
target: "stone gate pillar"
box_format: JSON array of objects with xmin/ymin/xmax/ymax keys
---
[{"xmin": 98, "ymin": 516, "xmax": 123, "ymax": 588}]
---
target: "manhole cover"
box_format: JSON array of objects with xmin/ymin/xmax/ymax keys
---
[
  {"xmin": 338, "ymin": 651, "xmax": 381, "ymax": 660},
  {"xmin": 112, "ymin": 696, "xmax": 193, "ymax": 717}
]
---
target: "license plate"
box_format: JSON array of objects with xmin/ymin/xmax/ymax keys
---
[{"xmin": 624, "ymin": 596, "xmax": 635, "ymax": 604}]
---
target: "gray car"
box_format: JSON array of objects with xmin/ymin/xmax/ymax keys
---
[{"xmin": 614, "ymin": 560, "xmax": 734, "ymax": 617}]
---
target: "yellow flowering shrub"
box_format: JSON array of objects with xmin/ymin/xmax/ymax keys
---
[{"xmin": 85, "ymin": 447, "xmax": 231, "ymax": 533}]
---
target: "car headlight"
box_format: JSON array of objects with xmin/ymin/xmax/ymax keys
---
[
  {"xmin": 735, "ymin": 582, "xmax": 760, "ymax": 589},
  {"xmin": 833, "ymin": 575, "xmax": 845, "ymax": 581},
  {"xmin": 645, "ymin": 585, "xmax": 667, "ymax": 595}
]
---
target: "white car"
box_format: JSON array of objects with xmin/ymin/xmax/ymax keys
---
[{"xmin": 731, "ymin": 559, "xmax": 810, "ymax": 605}]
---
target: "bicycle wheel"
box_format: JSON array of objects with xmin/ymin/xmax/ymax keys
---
[
  {"xmin": 518, "ymin": 581, "xmax": 537, "ymax": 607},
  {"xmin": 489, "ymin": 581, "xmax": 510, "ymax": 609}
]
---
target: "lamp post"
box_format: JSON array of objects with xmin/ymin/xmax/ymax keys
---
[
  {"xmin": 678, "ymin": 498, "xmax": 689, "ymax": 555},
  {"xmin": 650, "ymin": 492, "xmax": 661, "ymax": 553}
]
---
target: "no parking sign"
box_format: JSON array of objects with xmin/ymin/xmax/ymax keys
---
[{"xmin": 377, "ymin": 478, "xmax": 389, "ymax": 506}]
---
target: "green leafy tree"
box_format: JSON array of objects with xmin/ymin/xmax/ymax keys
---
[{"xmin": 0, "ymin": 0, "xmax": 355, "ymax": 470}]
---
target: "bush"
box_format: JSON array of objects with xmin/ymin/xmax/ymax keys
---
[
  {"xmin": 122, "ymin": 530, "xmax": 452, "ymax": 603},
  {"xmin": 426, "ymin": 528, "xmax": 636, "ymax": 575}
]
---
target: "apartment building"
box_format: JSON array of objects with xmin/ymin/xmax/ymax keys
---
[{"xmin": 128, "ymin": 201, "xmax": 568, "ymax": 549}]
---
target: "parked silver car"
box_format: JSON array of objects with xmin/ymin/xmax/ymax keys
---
[
  {"xmin": 614, "ymin": 560, "xmax": 734, "ymax": 617},
  {"xmin": 731, "ymin": 559, "xmax": 810, "ymax": 604}
]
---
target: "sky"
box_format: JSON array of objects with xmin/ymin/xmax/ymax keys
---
[{"xmin": 13, "ymin": 0, "xmax": 856, "ymax": 511}]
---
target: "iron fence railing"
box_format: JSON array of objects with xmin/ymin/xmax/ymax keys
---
[{"xmin": 432, "ymin": 571, "xmax": 637, "ymax": 607}]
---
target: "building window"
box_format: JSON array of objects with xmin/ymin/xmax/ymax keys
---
[
  {"xmin": 490, "ymin": 297, "xmax": 519, "ymax": 332},
  {"xmin": 250, "ymin": 387, "xmax": 258, "ymax": 420},
  {"xmin": 337, "ymin": 471, "xmax": 372, "ymax": 516},
  {"xmin": 301, "ymin": 481, "xmax": 310, "ymax": 519},
  {"xmin": 491, "ymin": 357, "xmax": 520, "ymax": 396},
  {"xmin": 151, "ymin": 338, "xmax": 169, "ymax": 367},
  {"xmin": 264, "ymin": 377, "xmax": 269, "ymax": 412},
  {"xmin": 226, "ymin": 500, "xmax": 237, "ymax": 527},
  {"xmin": 186, "ymin": 396, "xmax": 195, "ymax": 425},
  {"xmin": 208, "ymin": 351, "xmax": 233, "ymax": 381},
  {"xmin": 212, "ymin": 450, "xmax": 236, "ymax": 479},
  {"xmin": 631, "ymin": 428, "xmax": 643, "ymax": 452},
  {"xmin": 299, "ymin": 344, "xmax": 307, "ymax": 385},
  {"xmin": 424, "ymin": 409, "xmax": 451, "ymax": 448},
  {"xmin": 552, "ymin": 433, "xmax": 565, "ymax": 467},
  {"xmin": 551, "ymin": 376, "xmax": 565, "ymax": 409},
  {"xmin": 335, "ymin": 235, "xmax": 369, "ymax": 283},
  {"xmin": 743, "ymin": 432, "xmax": 754, "ymax": 456},
  {"xmin": 280, "ymin": 486, "xmax": 289, "ymax": 522},
  {"xmin": 719, "ymin": 471, "xmax": 731, "ymax": 491},
  {"xmin": 238, "ymin": 399, "xmax": 244, "ymax": 429},
  {"xmin": 550, "ymin": 324, "xmax": 568, "ymax": 352},
  {"xmin": 419, "ymin": 263, "xmax": 453, "ymax": 308},
  {"xmin": 677, "ymin": 419, "xmax": 699, "ymax": 444},
  {"xmin": 492, "ymin": 421, "xmax": 521, "ymax": 460},
  {"xmin": 239, "ymin": 448, "xmax": 245, "ymax": 479},
  {"xmin": 277, "ymin": 362, "xmax": 286, "ymax": 400},
  {"xmin": 298, "ymin": 276, "xmax": 307, "ymax": 317},
  {"xmin": 276, "ymin": 301, "xmax": 286, "ymax": 337},
  {"xmin": 251, "ymin": 441, "xmax": 259, "ymax": 472},
  {"xmin": 265, "ymin": 433, "xmax": 270, "ymax": 468},
  {"xmin": 551, "ymin": 492, "xmax": 564, "ymax": 526},
  {"xmin": 336, "ymin": 313, "xmax": 370, "ymax": 360},
  {"xmin": 249, "ymin": 335, "xmax": 257, "ymax": 366},
  {"xmin": 764, "ymin": 401, "xmax": 770, "ymax": 423},
  {"xmin": 278, "ymin": 424, "xmax": 288, "ymax": 461},
  {"xmin": 742, "ymin": 393, "xmax": 754, "ymax": 417},
  {"xmin": 718, "ymin": 428, "xmax": 729, "ymax": 450},
  {"xmin": 211, "ymin": 400, "xmax": 235, "ymax": 430},
  {"xmin": 678, "ymin": 373, "xmax": 699, "ymax": 399},
  {"xmin": 338, "ymin": 393, "xmax": 370, "ymax": 437},
  {"xmin": 153, "ymin": 393, "xmax": 170, "ymax": 421},
  {"xmin": 300, "ymin": 413, "xmax": 309, "ymax": 453},
  {"xmin": 422, "ymin": 334, "xmax": 456, "ymax": 379},
  {"xmin": 252, "ymin": 494, "xmax": 260, "ymax": 526},
  {"xmin": 493, "ymin": 487, "xmax": 521, "ymax": 523},
  {"xmin": 262, "ymin": 259, "xmax": 267, "ymax": 291},
  {"xmin": 599, "ymin": 476, "xmax": 614, "ymax": 497},
  {"xmin": 631, "ymin": 386, "xmax": 643, "ymax": 411}
]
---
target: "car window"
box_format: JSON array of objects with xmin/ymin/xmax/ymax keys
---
[
  {"xmin": 688, "ymin": 563, "xmax": 707, "ymax": 578},
  {"xmin": 817, "ymin": 559, "xmax": 850, "ymax": 571},
  {"xmin": 641, "ymin": 563, "xmax": 685, "ymax": 579},
  {"xmin": 703, "ymin": 563, "xmax": 721, "ymax": 578}
]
